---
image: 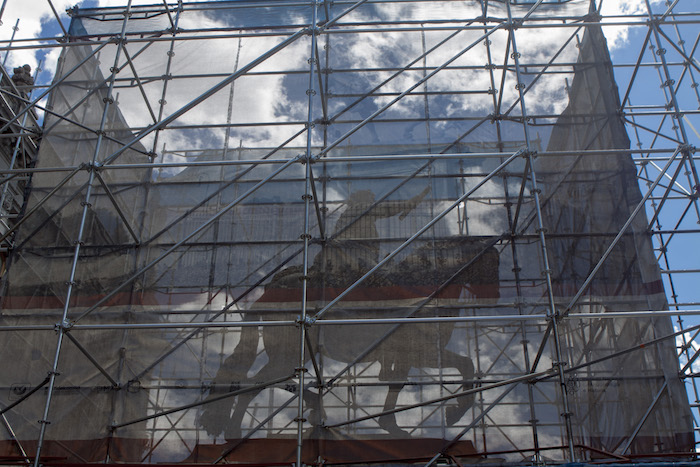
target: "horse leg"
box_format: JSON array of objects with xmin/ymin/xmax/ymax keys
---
[
  {"xmin": 377, "ymin": 361, "xmax": 411, "ymax": 438},
  {"xmin": 199, "ymin": 325, "xmax": 260, "ymax": 437},
  {"xmin": 199, "ymin": 386, "xmax": 238, "ymax": 438},
  {"xmin": 225, "ymin": 387, "xmax": 260, "ymax": 439},
  {"xmin": 299, "ymin": 384, "xmax": 326, "ymax": 437},
  {"xmin": 225, "ymin": 357, "xmax": 293, "ymax": 439},
  {"xmin": 441, "ymin": 350, "xmax": 475, "ymax": 425}
]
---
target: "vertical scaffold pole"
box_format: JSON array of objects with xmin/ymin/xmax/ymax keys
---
[
  {"xmin": 32, "ymin": 3, "xmax": 133, "ymax": 466},
  {"xmin": 505, "ymin": 0, "xmax": 577, "ymax": 461},
  {"xmin": 297, "ymin": 2, "xmax": 320, "ymax": 466},
  {"xmin": 643, "ymin": 0, "xmax": 700, "ymax": 437},
  {"xmin": 151, "ymin": 1, "xmax": 183, "ymax": 155},
  {"xmin": 644, "ymin": 0, "xmax": 700, "ymax": 196},
  {"xmin": 2, "ymin": 18, "xmax": 19, "ymax": 68},
  {"xmin": 0, "ymin": 0, "xmax": 7, "ymax": 26}
]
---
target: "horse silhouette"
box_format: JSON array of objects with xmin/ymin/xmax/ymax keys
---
[{"xmin": 199, "ymin": 237, "xmax": 499, "ymax": 439}]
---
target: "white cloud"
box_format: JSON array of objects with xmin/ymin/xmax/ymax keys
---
[
  {"xmin": 19, "ymin": 0, "xmax": 661, "ymax": 155},
  {"xmin": 600, "ymin": 0, "xmax": 664, "ymax": 50},
  {"xmin": 0, "ymin": 0, "xmax": 73, "ymax": 75}
]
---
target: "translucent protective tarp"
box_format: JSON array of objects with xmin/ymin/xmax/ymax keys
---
[{"xmin": 0, "ymin": 1, "xmax": 693, "ymax": 465}]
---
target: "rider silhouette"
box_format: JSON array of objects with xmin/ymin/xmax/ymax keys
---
[{"xmin": 323, "ymin": 185, "xmax": 431, "ymax": 274}]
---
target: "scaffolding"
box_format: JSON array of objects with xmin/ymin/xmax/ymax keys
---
[{"xmin": 0, "ymin": 0, "xmax": 699, "ymax": 465}]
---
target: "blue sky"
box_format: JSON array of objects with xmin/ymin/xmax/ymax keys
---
[{"xmin": 3, "ymin": 0, "xmax": 698, "ymax": 315}]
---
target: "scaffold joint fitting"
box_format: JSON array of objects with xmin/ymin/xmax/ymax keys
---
[
  {"xmin": 300, "ymin": 153, "xmax": 316, "ymax": 165},
  {"xmin": 56, "ymin": 319, "xmax": 73, "ymax": 331},
  {"xmin": 547, "ymin": 308, "xmax": 561, "ymax": 319},
  {"xmin": 507, "ymin": 19, "xmax": 523, "ymax": 30},
  {"xmin": 296, "ymin": 315, "xmax": 316, "ymax": 327}
]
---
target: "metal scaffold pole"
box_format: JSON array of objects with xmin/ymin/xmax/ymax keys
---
[
  {"xmin": 296, "ymin": 2, "xmax": 320, "ymax": 465},
  {"xmin": 505, "ymin": 0, "xmax": 577, "ymax": 460},
  {"xmin": 0, "ymin": 1, "xmax": 698, "ymax": 465},
  {"xmin": 30, "ymin": 3, "xmax": 134, "ymax": 466}
]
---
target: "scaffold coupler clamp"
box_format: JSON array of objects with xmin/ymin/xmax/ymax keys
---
[
  {"xmin": 81, "ymin": 161, "xmax": 103, "ymax": 172},
  {"xmin": 507, "ymin": 18, "xmax": 523, "ymax": 30},
  {"xmin": 552, "ymin": 361, "xmax": 568, "ymax": 371},
  {"xmin": 547, "ymin": 307, "xmax": 562, "ymax": 320},
  {"xmin": 304, "ymin": 25, "xmax": 322, "ymax": 36},
  {"xmin": 299, "ymin": 153, "xmax": 315, "ymax": 164},
  {"xmin": 55, "ymin": 318, "xmax": 73, "ymax": 333},
  {"xmin": 296, "ymin": 315, "xmax": 316, "ymax": 328},
  {"xmin": 679, "ymin": 143, "xmax": 695, "ymax": 155}
]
